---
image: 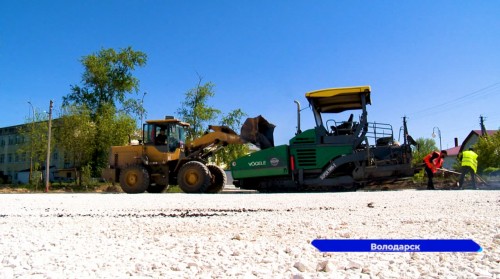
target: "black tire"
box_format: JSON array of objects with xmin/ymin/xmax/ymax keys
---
[
  {"xmin": 119, "ymin": 165, "xmax": 150, "ymax": 194},
  {"xmin": 206, "ymin": 165, "xmax": 227, "ymax": 193},
  {"xmin": 147, "ymin": 184, "xmax": 168, "ymax": 193},
  {"xmin": 177, "ymin": 161, "xmax": 211, "ymax": 193}
]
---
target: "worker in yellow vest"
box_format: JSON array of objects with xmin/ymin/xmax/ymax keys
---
[{"xmin": 458, "ymin": 147, "xmax": 479, "ymax": 189}]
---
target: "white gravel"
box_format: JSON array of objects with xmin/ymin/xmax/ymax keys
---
[{"xmin": 0, "ymin": 190, "xmax": 499, "ymax": 278}]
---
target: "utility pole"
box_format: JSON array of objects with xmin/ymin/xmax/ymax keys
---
[
  {"xmin": 479, "ymin": 115, "xmax": 487, "ymax": 136},
  {"xmin": 45, "ymin": 100, "xmax": 53, "ymax": 192},
  {"xmin": 141, "ymin": 92, "xmax": 147, "ymax": 135},
  {"xmin": 27, "ymin": 101, "xmax": 34, "ymax": 185}
]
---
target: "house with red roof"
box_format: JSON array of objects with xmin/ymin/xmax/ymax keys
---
[
  {"xmin": 442, "ymin": 130, "xmax": 498, "ymax": 170},
  {"xmin": 442, "ymin": 145, "xmax": 461, "ymax": 170},
  {"xmin": 459, "ymin": 130, "xmax": 497, "ymax": 153}
]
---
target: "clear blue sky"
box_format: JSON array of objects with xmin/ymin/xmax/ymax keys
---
[{"xmin": 1, "ymin": 0, "xmax": 499, "ymax": 149}]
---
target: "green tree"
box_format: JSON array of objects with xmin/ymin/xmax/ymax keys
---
[
  {"xmin": 63, "ymin": 47, "xmax": 147, "ymax": 117},
  {"xmin": 474, "ymin": 130, "xmax": 500, "ymax": 173},
  {"xmin": 62, "ymin": 47, "xmax": 147, "ymax": 176},
  {"xmin": 53, "ymin": 104, "xmax": 136, "ymax": 183},
  {"xmin": 93, "ymin": 104, "xmax": 137, "ymax": 172},
  {"xmin": 215, "ymin": 109, "xmax": 250, "ymax": 168},
  {"xmin": 176, "ymin": 77, "xmax": 250, "ymax": 167},
  {"xmin": 54, "ymin": 106, "xmax": 96, "ymax": 187},
  {"xmin": 411, "ymin": 137, "xmax": 438, "ymax": 166},
  {"xmin": 177, "ymin": 78, "xmax": 221, "ymax": 141},
  {"xmin": 17, "ymin": 109, "xmax": 54, "ymax": 184}
]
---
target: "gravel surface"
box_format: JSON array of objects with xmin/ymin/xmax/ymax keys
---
[{"xmin": 0, "ymin": 190, "xmax": 498, "ymax": 278}]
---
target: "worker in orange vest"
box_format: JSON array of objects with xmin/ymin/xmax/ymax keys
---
[{"xmin": 423, "ymin": 150, "xmax": 447, "ymax": 190}]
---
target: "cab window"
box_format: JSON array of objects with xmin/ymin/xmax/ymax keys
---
[{"xmin": 143, "ymin": 124, "xmax": 154, "ymax": 144}]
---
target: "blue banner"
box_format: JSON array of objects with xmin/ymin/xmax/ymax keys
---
[{"xmin": 311, "ymin": 239, "xmax": 482, "ymax": 252}]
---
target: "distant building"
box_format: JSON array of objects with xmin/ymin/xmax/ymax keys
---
[
  {"xmin": 442, "ymin": 145, "xmax": 461, "ymax": 170},
  {"xmin": 459, "ymin": 130, "xmax": 497, "ymax": 153},
  {"xmin": 0, "ymin": 124, "xmax": 28, "ymax": 183},
  {"xmin": 0, "ymin": 121, "xmax": 73, "ymax": 184},
  {"xmin": 443, "ymin": 130, "xmax": 497, "ymax": 170}
]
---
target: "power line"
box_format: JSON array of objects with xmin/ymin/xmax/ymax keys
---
[{"xmin": 407, "ymin": 82, "xmax": 500, "ymax": 118}]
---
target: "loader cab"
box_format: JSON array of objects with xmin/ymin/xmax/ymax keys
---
[
  {"xmin": 305, "ymin": 86, "xmax": 371, "ymax": 146},
  {"xmin": 143, "ymin": 117, "xmax": 189, "ymax": 152}
]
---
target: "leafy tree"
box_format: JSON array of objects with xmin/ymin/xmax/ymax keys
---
[
  {"xmin": 52, "ymin": 104, "xmax": 136, "ymax": 182},
  {"xmin": 176, "ymin": 77, "xmax": 250, "ymax": 167},
  {"xmin": 474, "ymin": 130, "xmax": 500, "ymax": 173},
  {"xmin": 62, "ymin": 47, "xmax": 147, "ymax": 176},
  {"xmin": 17, "ymin": 109, "xmax": 54, "ymax": 183},
  {"xmin": 215, "ymin": 109, "xmax": 250, "ymax": 168},
  {"xmin": 54, "ymin": 106, "xmax": 96, "ymax": 187},
  {"xmin": 411, "ymin": 137, "xmax": 438, "ymax": 166},
  {"xmin": 63, "ymin": 47, "xmax": 147, "ymax": 117},
  {"xmin": 93, "ymin": 104, "xmax": 137, "ymax": 172},
  {"xmin": 177, "ymin": 77, "xmax": 221, "ymax": 140}
]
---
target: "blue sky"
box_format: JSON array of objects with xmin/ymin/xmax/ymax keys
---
[{"xmin": 1, "ymin": 0, "xmax": 499, "ymax": 149}]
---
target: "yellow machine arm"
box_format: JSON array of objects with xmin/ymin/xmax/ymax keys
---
[
  {"xmin": 186, "ymin": 125, "xmax": 244, "ymax": 152},
  {"xmin": 185, "ymin": 115, "xmax": 276, "ymax": 157}
]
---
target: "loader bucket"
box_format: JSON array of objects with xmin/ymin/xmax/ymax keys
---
[{"xmin": 240, "ymin": 115, "xmax": 276, "ymax": 149}]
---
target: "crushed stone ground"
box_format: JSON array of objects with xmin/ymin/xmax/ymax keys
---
[{"xmin": 0, "ymin": 190, "xmax": 498, "ymax": 278}]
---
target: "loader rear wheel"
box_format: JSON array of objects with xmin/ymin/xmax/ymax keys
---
[
  {"xmin": 119, "ymin": 165, "xmax": 149, "ymax": 194},
  {"xmin": 177, "ymin": 161, "xmax": 211, "ymax": 193},
  {"xmin": 206, "ymin": 165, "xmax": 227, "ymax": 193}
]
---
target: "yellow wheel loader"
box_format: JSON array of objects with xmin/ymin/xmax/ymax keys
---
[{"xmin": 102, "ymin": 116, "xmax": 245, "ymax": 194}]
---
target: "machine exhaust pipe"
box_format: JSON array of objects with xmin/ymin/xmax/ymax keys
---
[{"xmin": 294, "ymin": 100, "xmax": 301, "ymax": 135}]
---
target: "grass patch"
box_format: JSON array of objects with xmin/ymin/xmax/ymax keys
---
[{"xmin": 165, "ymin": 185, "xmax": 184, "ymax": 193}]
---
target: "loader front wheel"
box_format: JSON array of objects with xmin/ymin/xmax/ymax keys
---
[
  {"xmin": 206, "ymin": 165, "xmax": 227, "ymax": 193},
  {"xmin": 177, "ymin": 161, "xmax": 211, "ymax": 193},
  {"xmin": 119, "ymin": 165, "xmax": 150, "ymax": 194}
]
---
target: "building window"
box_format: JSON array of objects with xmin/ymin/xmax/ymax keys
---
[
  {"xmin": 53, "ymin": 152, "xmax": 58, "ymax": 161},
  {"xmin": 7, "ymin": 154, "xmax": 12, "ymax": 163},
  {"xmin": 64, "ymin": 152, "xmax": 71, "ymax": 168},
  {"xmin": 0, "ymin": 154, "xmax": 4, "ymax": 163},
  {"xmin": 15, "ymin": 154, "xmax": 19, "ymax": 162}
]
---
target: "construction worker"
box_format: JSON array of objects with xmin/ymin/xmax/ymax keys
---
[
  {"xmin": 458, "ymin": 147, "xmax": 478, "ymax": 189},
  {"xmin": 423, "ymin": 150, "xmax": 447, "ymax": 190},
  {"xmin": 155, "ymin": 129, "xmax": 167, "ymax": 145}
]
